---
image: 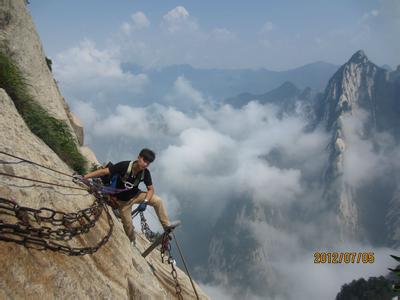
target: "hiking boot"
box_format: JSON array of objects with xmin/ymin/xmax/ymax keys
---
[{"xmin": 163, "ymin": 220, "xmax": 181, "ymax": 231}]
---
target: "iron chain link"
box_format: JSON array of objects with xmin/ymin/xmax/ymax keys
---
[
  {"xmin": 139, "ymin": 211, "xmax": 157, "ymax": 241},
  {"xmin": 160, "ymin": 232, "xmax": 183, "ymax": 300},
  {"xmin": 0, "ymin": 178, "xmax": 114, "ymax": 256}
]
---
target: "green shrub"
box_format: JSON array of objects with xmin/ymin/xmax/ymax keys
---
[
  {"xmin": 0, "ymin": 52, "xmax": 86, "ymax": 174},
  {"xmin": 336, "ymin": 276, "xmax": 395, "ymax": 300}
]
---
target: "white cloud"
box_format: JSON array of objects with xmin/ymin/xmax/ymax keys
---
[
  {"xmin": 341, "ymin": 109, "xmax": 399, "ymax": 188},
  {"xmin": 93, "ymin": 105, "xmax": 151, "ymax": 138},
  {"xmin": 93, "ymin": 104, "xmax": 208, "ymax": 138},
  {"xmin": 238, "ymin": 160, "xmax": 302, "ymax": 205},
  {"xmin": 163, "ymin": 6, "xmax": 189, "ymax": 22},
  {"xmin": 161, "ymin": 6, "xmax": 198, "ymax": 34},
  {"xmin": 54, "ymin": 39, "xmax": 148, "ymax": 103},
  {"xmin": 120, "ymin": 22, "xmax": 132, "ymax": 35},
  {"xmin": 121, "ymin": 12, "xmax": 150, "ymax": 35},
  {"xmin": 131, "ymin": 11, "xmax": 150, "ymax": 30},
  {"xmin": 164, "ymin": 76, "xmax": 207, "ymax": 111},
  {"xmin": 211, "ymin": 28, "xmax": 237, "ymax": 42},
  {"xmin": 70, "ymin": 100, "xmax": 97, "ymax": 129},
  {"xmin": 261, "ymin": 21, "xmax": 275, "ymax": 33},
  {"xmin": 55, "ymin": 39, "xmax": 121, "ymax": 78},
  {"xmin": 161, "ymin": 107, "xmax": 209, "ymax": 135},
  {"xmin": 361, "ymin": 9, "xmax": 380, "ymax": 22},
  {"xmin": 160, "ymin": 127, "xmax": 237, "ymax": 177}
]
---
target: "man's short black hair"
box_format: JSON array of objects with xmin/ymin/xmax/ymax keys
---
[{"xmin": 139, "ymin": 148, "xmax": 156, "ymax": 163}]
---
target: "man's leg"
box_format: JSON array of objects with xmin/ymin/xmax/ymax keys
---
[
  {"xmin": 133, "ymin": 192, "xmax": 170, "ymax": 229},
  {"xmin": 117, "ymin": 198, "xmax": 136, "ymax": 243}
]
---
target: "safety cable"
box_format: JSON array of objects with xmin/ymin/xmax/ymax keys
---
[
  {"xmin": 0, "ymin": 172, "xmax": 86, "ymax": 191},
  {"xmin": 0, "ymin": 159, "xmax": 24, "ymax": 165},
  {"xmin": 172, "ymin": 232, "xmax": 200, "ymax": 300},
  {"xmin": 0, "ymin": 158, "xmax": 75, "ymax": 183},
  {"xmin": 0, "ymin": 180, "xmax": 89, "ymax": 196},
  {"xmin": 0, "ymin": 150, "xmax": 72, "ymax": 177}
]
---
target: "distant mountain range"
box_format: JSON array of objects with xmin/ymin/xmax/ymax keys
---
[{"xmin": 122, "ymin": 61, "xmax": 339, "ymax": 101}]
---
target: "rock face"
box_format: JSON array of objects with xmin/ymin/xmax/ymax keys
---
[
  {"xmin": 0, "ymin": 0, "xmax": 94, "ymax": 166},
  {"xmin": 0, "ymin": 0, "xmax": 71, "ymax": 122},
  {"xmin": 0, "ymin": 1, "xmax": 209, "ymax": 299},
  {"xmin": 319, "ymin": 50, "xmax": 400, "ymax": 242}
]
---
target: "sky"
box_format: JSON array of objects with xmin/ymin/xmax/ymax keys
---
[
  {"xmin": 29, "ymin": 0, "xmax": 400, "ymax": 71},
  {"xmin": 27, "ymin": 1, "xmax": 400, "ymax": 299}
]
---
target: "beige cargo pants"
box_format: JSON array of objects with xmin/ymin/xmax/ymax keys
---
[{"xmin": 117, "ymin": 192, "xmax": 170, "ymax": 243}]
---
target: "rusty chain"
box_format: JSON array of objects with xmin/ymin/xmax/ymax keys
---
[
  {"xmin": 160, "ymin": 232, "xmax": 183, "ymax": 300},
  {"xmin": 0, "ymin": 197, "xmax": 104, "ymax": 238},
  {"xmin": 0, "ymin": 170, "xmax": 115, "ymax": 256},
  {"xmin": 0, "ymin": 196, "xmax": 113, "ymax": 256},
  {"xmin": 139, "ymin": 211, "xmax": 157, "ymax": 241}
]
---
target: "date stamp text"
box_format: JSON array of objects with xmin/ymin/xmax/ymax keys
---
[{"xmin": 313, "ymin": 252, "xmax": 375, "ymax": 264}]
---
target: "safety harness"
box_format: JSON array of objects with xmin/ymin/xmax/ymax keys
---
[{"xmin": 103, "ymin": 160, "xmax": 145, "ymax": 192}]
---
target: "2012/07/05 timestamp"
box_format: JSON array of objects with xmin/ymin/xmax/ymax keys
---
[{"xmin": 314, "ymin": 252, "xmax": 375, "ymax": 264}]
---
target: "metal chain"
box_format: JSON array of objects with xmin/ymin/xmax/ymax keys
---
[
  {"xmin": 139, "ymin": 211, "xmax": 157, "ymax": 241},
  {"xmin": 160, "ymin": 233, "xmax": 183, "ymax": 300},
  {"xmin": 0, "ymin": 197, "xmax": 104, "ymax": 239},
  {"xmin": 0, "ymin": 203, "xmax": 114, "ymax": 256},
  {"xmin": 0, "ymin": 176, "xmax": 114, "ymax": 255}
]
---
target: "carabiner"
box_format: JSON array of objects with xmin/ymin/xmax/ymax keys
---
[{"xmin": 124, "ymin": 181, "xmax": 134, "ymax": 189}]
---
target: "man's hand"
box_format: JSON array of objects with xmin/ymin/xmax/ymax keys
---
[
  {"xmin": 72, "ymin": 174, "xmax": 83, "ymax": 183},
  {"xmin": 137, "ymin": 199, "xmax": 148, "ymax": 212}
]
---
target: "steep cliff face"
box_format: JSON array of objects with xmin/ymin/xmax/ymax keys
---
[
  {"xmin": 319, "ymin": 50, "xmax": 400, "ymax": 242},
  {"xmin": 0, "ymin": 1, "xmax": 208, "ymax": 299},
  {"xmin": 0, "ymin": 0, "xmax": 71, "ymax": 123},
  {"xmin": 0, "ymin": 0, "xmax": 97, "ymax": 167}
]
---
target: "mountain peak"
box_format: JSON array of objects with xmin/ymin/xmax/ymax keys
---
[{"xmin": 348, "ymin": 50, "xmax": 369, "ymax": 65}]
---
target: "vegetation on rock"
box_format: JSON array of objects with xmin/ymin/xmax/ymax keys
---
[
  {"xmin": 0, "ymin": 52, "xmax": 86, "ymax": 173},
  {"xmin": 336, "ymin": 276, "xmax": 396, "ymax": 300}
]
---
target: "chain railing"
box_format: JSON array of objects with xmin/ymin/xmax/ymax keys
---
[
  {"xmin": 160, "ymin": 232, "xmax": 183, "ymax": 300},
  {"xmin": 139, "ymin": 211, "xmax": 158, "ymax": 241},
  {"xmin": 0, "ymin": 197, "xmax": 113, "ymax": 256}
]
